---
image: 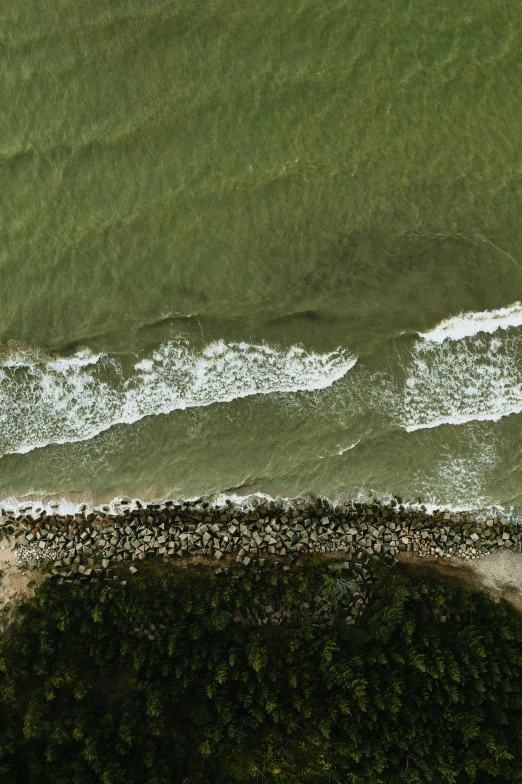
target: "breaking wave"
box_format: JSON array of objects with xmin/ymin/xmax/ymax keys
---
[
  {"xmin": 419, "ymin": 302, "xmax": 522, "ymax": 343},
  {"xmin": 0, "ymin": 340, "xmax": 357, "ymax": 456},
  {"xmin": 401, "ymin": 314, "xmax": 522, "ymax": 431}
]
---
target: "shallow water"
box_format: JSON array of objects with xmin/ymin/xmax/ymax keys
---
[{"xmin": 2, "ymin": 0, "xmax": 522, "ymax": 509}]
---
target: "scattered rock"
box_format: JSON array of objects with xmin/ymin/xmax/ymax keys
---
[{"xmin": 2, "ymin": 499, "xmax": 520, "ymax": 626}]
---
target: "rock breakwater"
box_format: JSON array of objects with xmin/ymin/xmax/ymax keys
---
[{"xmin": 1, "ymin": 498, "xmax": 521, "ymax": 627}]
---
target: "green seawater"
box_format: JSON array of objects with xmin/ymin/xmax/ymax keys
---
[{"xmin": 2, "ymin": 0, "xmax": 522, "ymax": 510}]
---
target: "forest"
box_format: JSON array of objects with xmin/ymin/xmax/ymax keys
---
[{"xmin": 1, "ymin": 556, "xmax": 522, "ymax": 784}]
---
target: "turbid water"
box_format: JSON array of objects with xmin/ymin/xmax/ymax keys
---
[{"xmin": 2, "ymin": 0, "xmax": 522, "ymax": 510}]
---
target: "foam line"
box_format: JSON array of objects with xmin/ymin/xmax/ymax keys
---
[
  {"xmin": 337, "ymin": 440, "xmax": 360, "ymax": 455},
  {"xmin": 0, "ymin": 340, "xmax": 357, "ymax": 456},
  {"xmin": 404, "ymin": 406, "xmax": 522, "ymax": 432},
  {"xmin": 0, "ymin": 490, "xmax": 513, "ymax": 521},
  {"xmin": 419, "ymin": 302, "xmax": 522, "ymax": 343}
]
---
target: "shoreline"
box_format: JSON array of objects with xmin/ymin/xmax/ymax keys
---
[
  {"xmin": 2, "ymin": 495, "xmax": 522, "ymax": 633},
  {"xmin": 0, "ymin": 497, "xmax": 520, "ymax": 604},
  {"xmin": 3, "ymin": 496, "xmax": 521, "ymax": 568},
  {"xmin": 2, "ymin": 490, "xmax": 521, "ymax": 525}
]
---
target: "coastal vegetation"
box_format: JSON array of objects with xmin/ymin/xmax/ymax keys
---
[{"xmin": 1, "ymin": 558, "xmax": 522, "ymax": 783}]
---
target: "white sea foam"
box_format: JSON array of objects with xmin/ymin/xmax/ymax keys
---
[
  {"xmin": 408, "ymin": 429, "xmax": 502, "ymax": 512},
  {"xmin": 2, "ymin": 489, "xmax": 509, "ymax": 520},
  {"xmin": 0, "ymin": 340, "xmax": 356, "ymax": 456},
  {"xmin": 0, "ymin": 492, "xmax": 298, "ymax": 519},
  {"xmin": 398, "ymin": 309, "xmax": 522, "ymax": 432},
  {"xmin": 47, "ymin": 348, "xmax": 105, "ymax": 371},
  {"xmin": 337, "ymin": 440, "xmax": 360, "ymax": 455},
  {"xmin": 400, "ymin": 333, "xmax": 522, "ymax": 432},
  {"xmin": 419, "ymin": 302, "xmax": 522, "ymax": 343},
  {"xmin": 0, "ymin": 496, "xmax": 85, "ymax": 518}
]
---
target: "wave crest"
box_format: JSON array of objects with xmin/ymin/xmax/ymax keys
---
[
  {"xmin": 419, "ymin": 302, "xmax": 522, "ymax": 343},
  {"xmin": 0, "ymin": 340, "xmax": 356, "ymax": 456}
]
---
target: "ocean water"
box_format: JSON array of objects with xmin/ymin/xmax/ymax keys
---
[{"xmin": 2, "ymin": 0, "xmax": 522, "ymax": 511}]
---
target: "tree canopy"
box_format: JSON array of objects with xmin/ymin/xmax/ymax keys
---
[{"xmin": 1, "ymin": 559, "xmax": 522, "ymax": 783}]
